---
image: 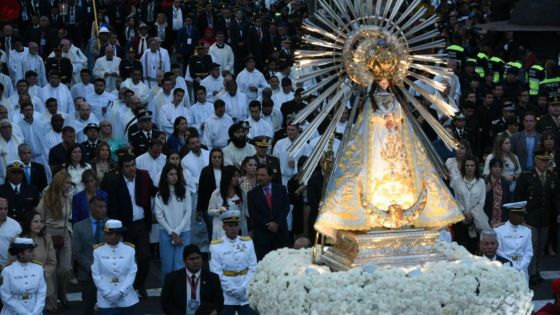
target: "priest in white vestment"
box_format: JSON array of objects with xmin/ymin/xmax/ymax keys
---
[
  {"xmin": 93, "ymin": 46, "xmax": 121, "ymax": 92},
  {"xmin": 208, "ymin": 33, "xmax": 234, "ymax": 75},
  {"xmin": 140, "ymin": 38, "xmax": 171, "ymax": 88},
  {"xmin": 235, "ymin": 57, "xmax": 268, "ymax": 101},
  {"xmin": 222, "ymin": 123, "xmax": 256, "ymax": 169},
  {"xmin": 22, "ymin": 42, "xmax": 48, "ymax": 87},
  {"xmin": 246, "ymin": 101, "xmax": 274, "ymax": 140},
  {"xmin": 85, "ymin": 79, "xmax": 117, "ymax": 120},
  {"xmin": 158, "ymin": 88, "xmax": 188, "ymax": 136},
  {"xmin": 273, "ymin": 124, "xmax": 312, "ymax": 185},
  {"xmin": 39, "ymin": 73, "xmax": 74, "ymax": 117},
  {"xmin": 217, "ymin": 79, "xmax": 249, "ymax": 123},
  {"xmin": 188, "ymin": 86, "xmax": 214, "ymax": 136},
  {"xmin": 201, "ymin": 100, "xmax": 233, "ymax": 149},
  {"xmin": 70, "ymin": 70, "xmax": 95, "ymax": 99},
  {"xmin": 69, "ymin": 102, "xmax": 100, "ymax": 142},
  {"xmin": 120, "ymin": 68, "xmax": 151, "ymax": 105},
  {"xmin": 200, "ymin": 63, "xmax": 224, "ymax": 102},
  {"xmin": 0, "ymin": 73, "xmax": 14, "ymax": 98},
  {"xmin": 7, "ymin": 43, "xmax": 28, "ymax": 85},
  {"xmin": 0, "ymin": 119, "xmax": 23, "ymax": 184},
  {"xmin": 181, "ymin": 137, "xmax": 209, "ymax": 195},
  {"xmin": 272, "ymin": 77, "xmax": 295, "ymax": 111}
]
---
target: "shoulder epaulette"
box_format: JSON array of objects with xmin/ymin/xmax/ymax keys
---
[
  {"xmin": 239, "ymin": 236, "xmax": 252, "ymax": 241},
  {"xmin": 493, "ymin": 222, "xmax": 506, "ymax": 228},
  {"xmin": 124, "ymin": 242, "xmax": 135, "ymax": 248},
  {"xmin": 31, "ymin": 260, "xmax": 43, "ymax": 266},
  {"xmin": 93, "ymin": 242, "xmax": 105, "ymax": 249},
  {"xmin": 521, "ymin": 223, "xmax": 533, "ymax": 230},
  {"xmin": 211, "ymin": 239, "xmax": 224, "ymax": 245},
  {"xmin": 2, "ymin": 262, "xmax": 13, "ymax": 268},
  {"xmin": 491, "ymin": 119, "xmax": 500, "ymax": 124},
  {"xmin": 131, "ymin": 130, "xmax": 141, "ymax": 136}
]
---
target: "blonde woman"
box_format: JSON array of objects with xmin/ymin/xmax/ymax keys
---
[{"xmin": 36, "ymin": 170, "xmax": 73, "ymax": 308}]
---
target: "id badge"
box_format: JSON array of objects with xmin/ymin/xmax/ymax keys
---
[
  {"xmin": 173, "ymin": 13, "xmax": 178, "ymax": 19},
  {"xmin": 187, "ymin": 300, "xmax": 200, "ymax": 315},
  {"xmin": 187, "ymin": 38, "xmax": 192, "ymax": 45},
  {"xmin": 40, "ymin": 38, "xmax": 46, "ymax": 45}
]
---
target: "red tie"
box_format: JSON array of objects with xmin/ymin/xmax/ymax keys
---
[{"xmin": 265, "ymin": 186, "xmax": 272, "ymax": 209}]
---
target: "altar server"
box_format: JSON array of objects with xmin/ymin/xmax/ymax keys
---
[
  {"xmin": 210, "ymin": 210, "xmax": 257, "ymax": 315},
  {"xmin": 86, "ymin": 79, "xmax": 117, "ymax": 120},
  {"xmin": 200, "ymin": 63, "xmax": 224, "ymax": 103},
  {"xmin": 494, "ymin": 201, "xmax": 533, "ymax": 280},
  {"xmin": 235, "ymin": 56, "xmax": 268, "ymax": 101},
  {"xmin": 201, "ymin": 100, "xmax": 233, "ymax": 149},
  {"xmin": 22, "ymin": 43, "xmax": 47, "ymax": 87},
  {"xmin": 188, "ymin": 86, "xmax": 215, "ymax": 136},
  {"xmin": 39, "ymin": 72, "xmax": 74, "ymax": 117},
  {"xmin": 218, "ymin": 79, "xmax": 249, "ymax": 123}
]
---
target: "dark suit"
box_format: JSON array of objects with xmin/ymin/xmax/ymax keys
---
[
  {"xmin": 536, "ymin": 114, "xmax": 560, "ymax": 140},
  {"xmin": 0, "ymin": 182, "xmax": 40, "ymax": 223},
  {"xmin": 197, "ymin": 166, "xmax": 220, "ymax": 240},
  {"xmin": 80, "ymin": 139, "xmax": 101, "ymax": 163},
  {"xmin": 129, "ymin": 128, "xmax": 163, "ymax": 157},
  {"xmin": 107, "ymin": 169, "xmax": 155, "ymax": 291},
  {"xmin": 23, "ymin": 161, "xmax": 48, "ymax": 193},
  {"xmin": 248, "ymin": 183, "xmax": 290, "ymax": 260},
  {"xmin": 176, "ymin": 24, "xmax": 200, "ymax": 66},
  {"xmin": 161, "ymin": 269, "xmax": 224, "ymax": 315},
  {"xmin": 510, "ymin": 131, "xmax": 542, "ymax": 171},
  {"xmin": 26, "ymin": 26, "xmax": 58, "ymax": 58},
  {"xmin": 196, "ymin": 11, "xmax": 216, "ymax": 32},
  {"xmin": 72, "ymin": 217, "xmax": 104, "ymax": 315}
]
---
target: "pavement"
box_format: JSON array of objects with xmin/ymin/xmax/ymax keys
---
[{"xmin": 53, "ymin": 253, "xmax": 560, "ymax": 314}]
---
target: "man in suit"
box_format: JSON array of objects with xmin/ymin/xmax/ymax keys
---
[
  {"xmin": 106, "ymin": 153, "xmax": 156, "ymax": 298},
  {"xmin": 176, "ymin": 15, "xmax": 200, "ymax": 70},
  {"xmin": 72, "ymin": 196, "xmax": 108, "ymax": 315},
  {"xmin": 18, "ymin": 143, "xmax": 47, "ymax": 193},
  {"xmin": 252, "ymin": 136, "xmax": 281, "ymax": 184},
  {"xmin": 511, "ymin": 112, "xmax": 542, "ymax": 171},
  {"xmin": 479, "ymin": 229, "xmax": 512, "ymax": 266},
  {"xmin": 129, "ymin": 110, "xmax": 163, "ymax": 157},
  {"xmin": 161, "ymin": 244, "xmax": 224, "ymax": 315},
  {"xmin": 248, "ymin": 164, "xmax": 290, "ymax": 260},
  {"xmin": 0, "ymin": 160, "xmax": 40, "ymax": 223},
  {"xmin": 515, "ymin": 151, "xmax": 560, "ymax": 283}
]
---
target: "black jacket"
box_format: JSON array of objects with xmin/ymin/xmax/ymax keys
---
[
  {"xmin": 161, "ymin": 269, "xmax": 223, "ymax": 315},
  {"xmin": 24, "ymin": 162, "xmax": 48, "ymax": 193},
  {"xmin": 0, "ymin": 182, "xmax": 40, "ymax": 223},
  {"xmin": 196, "ymin": 166, "xmax": 219, "ymax": 212}
]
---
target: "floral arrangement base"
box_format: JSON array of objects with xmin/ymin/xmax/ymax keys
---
[
  {"xmin": 320, "ymin": 228, "xmax": 447, "ymax": 270},
  {"xmin": 248, "ymin": 242, "xmax": 533, "ymax": 315}
]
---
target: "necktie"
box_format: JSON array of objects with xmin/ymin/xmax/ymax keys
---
[
  {"xmin": 94, "ymin": 220, "xmax": 102, "ymax": 243},
  {"xmin": 14, "ymin": 185, "xmax": 19, "ymax": 194},
  {"xmin": 265, "ymin": 186, "xmax": 272, "ymax": 209},
  {"xmin": 540, "ymin": 173, "xmax": 546, "ymax": 186},
  {"xmin": 190, "ymin": 274, "xmax": 197, "ymax": 300},
  {"xmin": 147, "ymin": 131, "xmax": 151, "ymax": 140},
  {"xmin": 24, "ymin": 166, "xmax": 31, "ymax": 183}
]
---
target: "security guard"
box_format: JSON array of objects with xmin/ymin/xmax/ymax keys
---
[
  {"xmin": 446, "ymin": 44, "xmax": 465, "ymax": 67},
  {"xmin": 536, "ymin": 95, "xmax": 560, "ymax": 138},
  {"xmin": 489, "ymin": 56, "xmax": 505, "ymax": 83},
  {"xmin": 45, "ymin": 47, "xmax": 73, "ymax": 84},
  {"xmin": 514, "ymin": 150, "xmax": 560, "ymax": 284},
  {"xmin": 475, "ymin": 52, "xmax": 489, "ymax": 78},
  {"xmin": 539, "ymin": 74, "xmax": 560, "ymax": 99},
  {"xmin": 528, "ymin": 63, "xmax": 545, "ymax": 96},
  {"xmin": 0, "ymin": 238, "xmax": 46, "ymax": 314},
  {"xmin": 251, "ymin": 136, "xmax": 282, "ymax": 184},
  {"xmin": 92, "ymin": 219, "xmax": 139, "ymax": 313},
  {"xmin": 188, "ymin": 43, "xmax": 213, "ymax": 87},
  {"xmin": 119, "ymin": 48, "xmax": 142, "ymax": 81},
  {"xmin": 494, "ymin": 201, "xmax": 533, "ymax": 281},
  {"xmin": 129, "ymin": 110, "xmax": 162, "ymax": 157},
  {"xmin": 210, "ymin": 210, "xmax": 257, "ymax": 315},
  {"xmin": 80, "ymin": 123, "xmax": 101, "ymax": 163}
]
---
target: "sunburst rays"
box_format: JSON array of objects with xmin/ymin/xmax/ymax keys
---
[{"xmin": 291, "ymin": 0, "xmax": 458, "ymax": 184}]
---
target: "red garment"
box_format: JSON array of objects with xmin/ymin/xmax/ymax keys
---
[
  {"xmin": 537, "ymin": 303, "xmax": 560, "ymax": 315},
  {"xmin": 0, "ymin": 0, "xmax": 20, "ymax": 22}
]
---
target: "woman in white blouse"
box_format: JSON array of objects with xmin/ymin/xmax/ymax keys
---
[
  {"xmin": 451, "ymin": 155, "xmax": 490, "ymax": 254},
  {"xmin": 482, "ymin": 134, "xmax": 521, "ymax": 192},
  {"xmin": 445, "ymin": 139, "xmax": 471, "ymax": 182},
  {"xmin": 207, "ymin": 165, "xmax": 243, "ymax": 240},
  {"xmin": 64, "ymin": 144, "xmax": 92, "ymax": 195},
  {"xmin": 154, "ymin": 163, "xmax": 192, "ymax": 281}
]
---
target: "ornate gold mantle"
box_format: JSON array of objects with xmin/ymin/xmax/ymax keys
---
[{"xmin": 319, "ymin": 229, "xmax": 448, "ymax": 271}]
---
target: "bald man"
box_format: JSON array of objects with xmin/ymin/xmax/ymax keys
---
[{"xmin": 93, "ymin": 46, "xmax": 121, "ymax": 92}]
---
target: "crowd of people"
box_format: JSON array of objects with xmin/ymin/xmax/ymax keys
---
[{"xmin": 0, "ymin": 0, "xmax": 557, "ymax": 314}]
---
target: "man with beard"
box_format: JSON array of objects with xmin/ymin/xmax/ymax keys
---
[
  {"xmin": 223, "ymin": 123, "xmax": 256, "ymax": 169},
  {"xmin": 85, "ymin": 78, "xmax": 117, "ymax": 120}
]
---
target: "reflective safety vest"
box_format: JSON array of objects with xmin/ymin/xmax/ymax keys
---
[
  {"xmin": 489, "ymin": 56, "xmax": 505, "ymax": 83},
  {"xmin": 504, "ymin": 61, "xmax": 523, "ymax": 80},
  {"xmin": 475, "ymin": 52, "xmax": 489, "ymax": 78},
  {"xmin": 446, "ymin": 44, "xmax": 465, "ymax": 63},
  {"xmin": 539, "ymin": 76, "xmax": 560, "ymax": 98},
  {"xmin": 528, "ymin": 65, "xmax": 545, "ymax": 95}
]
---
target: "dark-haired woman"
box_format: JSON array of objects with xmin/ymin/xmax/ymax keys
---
[
  {"xmin": 166, "ymin": 116, "xmax": 189, "ymax": 152},
  {"xmin": 65, "ymin": 144, "xmax": 92, "ymax": 195},
  {"xmin": 207, "ymin": 165, "xmax": 242, "ymax": 240},
  {"xmin": 197, "ymin": 148, "xmax": 224, "ymax": 241},
  {"xmin": 154, "ymin": 163, "xmax": 192, "ymax": 280},
  {"xmin": 483, "ymin": 158, "xmax": 510, "ymax": 227}
]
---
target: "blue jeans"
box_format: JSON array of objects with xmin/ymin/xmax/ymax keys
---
[
  {"xmin": 99, "ymin": 306, "xmax": 133, "ymax": 315},
  {"xmin": 159, "ymin": 230, "xmax": 190, "ymax": 281},
  {"xmin": 221, "ymin": 304, "xmax": 258, "ymax": 315}
]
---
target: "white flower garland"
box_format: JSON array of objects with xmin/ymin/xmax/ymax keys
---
[{"xmin": 248, "ymin": 242, "xmax": 533, "ymax": 315}]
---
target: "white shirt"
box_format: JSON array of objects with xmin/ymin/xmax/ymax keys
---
[
  {"xmin": 124, "ymin": 176, "xmax": 145, "ymax": 221},
  {"xmin": 236, "ymin": 68, "xmax": 268, "ymax": 101},
  {"xmin": 43, "ymin": 130, "xmax": 62, "ymax": 153},
  {"xmin": 208, "ymin": 43, "xmax": 234, "ymax": 74},
  {"xmin": 171, "ymin": 7, "xmax": 183, "ymax": 31},
  {"xmin": 40, "ymin": 84, "xmax": 74, "ymax": 117},
  {"xmin": 70, "ymin": 82, "xmax": 95, "ymax": 100},
  {"xmin": 181, "ymin": 149, "xmax": 210, "ymax": 193},
  {"xmin": 141, "ymin": 48, "xmax": 171, "ymax": 82},
  {"xmin": 200, "ymin": 75, "xmax": 224, "ymax": 102},
  {"xmin": 201, "ymin": 113, "xmax": 234, "ymax": 149},
  {"xmin": 223, "ymin": 142, "xmax": 256, "ymax": 169},
  {"xmin": 188, "ymin": 101, "xmax": 214, "ymax": 136},
  {"xmin": 22, "ymin": 53, "xmax": 47, "ymax": 86},
  {"xmin": 135, "ymin": 152, "xmax": 166, "ymax": 183},
  {"xmin": 0, "ymin": 217, "xmax": 22, "ymax": 266},
  {"xmin": 85, "ymin": 91, "xmax": 117, "ymax": 120},
  {"xmin": 218, "ymin": 92, "xmax": 249, "ymax": 123},
  {"xmin": 494, "ymin": 221, "xmax": 533, "ymax": 278},
  {"xmin": 159, "ymin": 102, "xmax": 188, "ymax": 136},
  {"xmin": 246, "ymin": 117, "xmax": 273, "ymax": 139},
  {"xmin": 154, "ymin": 187, "xmax": 192, "ymax": 235},
  {"xmin": 149, "ymin": 90, "xmax": 173, "ymax": 125},
  {"xmin": 272, "ymin": 91, "xmax": 294, "ymax": 111},
  {"xmin": 273, "ymin": 137, "xmax": 312, "ymax": 185},
  {"xmin": 120, "ymin": 79, "xmax": 151, "ymax": 105},
  {"xmin": 93, "ymin": 56, "xmax": 122, "ymax": 92},
  {"xmin": 186, "ymin": 269, "xmax": 201, "ymax": 303}
]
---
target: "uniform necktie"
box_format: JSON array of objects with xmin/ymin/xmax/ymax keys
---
[
  {"xmin": 94, "ymin": 220, "xmax": 102, "ymax": 243},
  {"xmin": 24, "ymin": 165, "xmax": 31, "ymax": 183},
  {"xmin": 265, "ymin": 186, "xmax": 272, "ymax": 209},
  {"xmin": 540, "ymin": 173, "xmax": 546, "ymax": 186},
  {"xmin": 14, "ymin": 185, "xmax": 19, "ymax": 194},
  {"xmin": 147, "ymin": 131, "xmax": 151, "ymax": 141},
  {"xmin": 190, "ymin": 274, "xmax": 197, "ymax": 300}
]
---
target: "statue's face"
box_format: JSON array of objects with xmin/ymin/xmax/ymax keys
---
[{"xmin": 378, "ymin": 79, "xmax": 389, "ymax": 90}]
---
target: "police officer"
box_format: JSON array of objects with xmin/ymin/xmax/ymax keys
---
[
  {"xmin": 252, "ymin": 136, "xmax": 282, "ymax": 184},
  {"xmin": 119, "ymin": 48, "xmax": 142, "ymax": 81},
  {"xmin": 80, "ymin": 123, "xmax": 101, "ymax": 163},
  {"xmin": 538, "ymin": 66, "xmax": 560, "ymax": 99},
  {"xmin": 514, "ymin": 151, "xmax": 560, "ymax": 284},
  {"xmin": 0, "ymin": 237, "xmax": 46, "ymax": 314},
  {"xmin": 92, "ymin": 219, "xmax": 139, "ymax": 314},
  {"xmin": 494, "ymin": 202, "xmax": 533, "ymax": 281},
  {"xmin": 536, "ymin": 96, "xmax": 560, "ymax": 140},
  {"xmin": 129, "ymin": 110, "xmax": 162, "ymax": 157},
  {"xmin": 490, "ymin": 104, "xmax": 515, "ymax": 137},
  {"xmin": 210, "ymin": 210, "xmax": 257, "ymax": 315},
  {"xmin": 45, "ymin": 47, "xmax": 73, "ymax": 85},
  {"xmin": 188, "ymin": 43, "xmax": 213, "ymax": 89},
  {"xmin": 528, "ymin": 63, "xmax": 545, "ymax": 97}
]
